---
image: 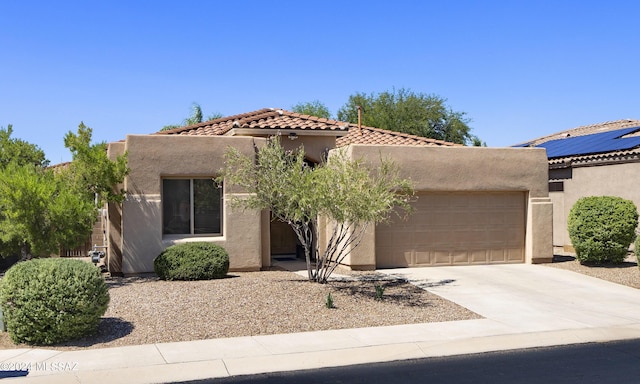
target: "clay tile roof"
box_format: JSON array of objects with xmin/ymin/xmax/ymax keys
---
[
  {"xmin": 156, "ymin": 108, "xmax": 459, "ymax": 148},
  {"xmin": 336, "ymin": 125, "xmax": 461, "ymax": 147},
  {"xmin": 156, "ymin": 108, "xmax": 351, "ymax": 136}
]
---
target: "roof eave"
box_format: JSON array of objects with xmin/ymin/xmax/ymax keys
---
[{"xmin": 226, "ymin": 128, "xmax": 350, "ymax": 137}]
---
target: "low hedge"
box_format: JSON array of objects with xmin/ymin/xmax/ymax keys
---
[
  {"xmin": 154, "ymin": 242, "xmax": 229, "ymax": 280},
  {"xmin": 568, "ymin": 196, "xmax": 638, "ymax": 264},
  {"xmin": 635, "ymin": 235, "xmax": 640, "ymax": 268},
  {"xmin": 0, "ymin": 258, "xmax": 109, "ymax": 345}
]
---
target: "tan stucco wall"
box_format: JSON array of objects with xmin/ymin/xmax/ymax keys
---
[
  {"xmin": 279, "ymin": 136, "xmax": 335, "ymax": 163},
  {"xmin": 116, "ymin": 135, "xmax": 265, "ymax": 274},
  {"xmin": 106, "ymin": 141, "xmax": 126, "ymax": 275},
  {"xmin": 342, "ymin": 145, "xmax": 549, "ymax": 196},
  {"xmin": 550, "ymin": 191, "xmax": 566, "ymax": 248},
  {"xmin": 111, "ymin": 135, "xmax": 553, "ymax": 274},
  {"xmin": 339, "ymin": 145, "xmax": 552, "ymax": 268},
  {"xmin": 554, "ymin": 161, "xmax": 640, "ymax": 248}
]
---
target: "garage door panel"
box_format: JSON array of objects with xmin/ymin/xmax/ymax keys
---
[
  {"xmin": 414, "ymin": 251, "xmax": 431, "ymax": 265},
  {"xmin": 470, "ymin": 250, "xmax": 489, "ymax": 263},
  {"xmin": 507, "ymin": 248, "xmax": 524, "ymax": 261},
  {"xmin": 376, "ymin": 192, "xmax": 525, "ymax": 267},
  {"xmin": 452, "ymin": 251, "xmax": 469, "ymax": 264},
  {"xmin": 376, "ymin": 250, "xmax": 411, "ymax": 268},
  {"xmin": 432, "ymin": 251, "xmax": 451, "ymax": 265}
]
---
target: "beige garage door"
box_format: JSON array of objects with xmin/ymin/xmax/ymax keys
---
[{"xmin": 376, "ymin": 192, "xmax": 525, "ymax": 267}]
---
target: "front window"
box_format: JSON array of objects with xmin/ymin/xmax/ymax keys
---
[{"xmin": 162, "ymin": 178, "xmax": 222, "ymax": 235}]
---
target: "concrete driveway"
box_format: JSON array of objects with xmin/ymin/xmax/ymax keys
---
[
  {"xmin": 379, "ymin": 264, "xmax": 640, "ymax": 335},
  {"xmin": 2, "ymin": 264, "xmax": 640, "ymax": 383}
]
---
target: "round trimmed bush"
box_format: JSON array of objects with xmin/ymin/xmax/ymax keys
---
[
  {"xmin": 568, "ymin": 196, "xmax": 638, "ymax": 264},
  {"xmin": 0, "ymin": 258, "xmax": 109, "ymax": 345},
  {"xmin": 635, "ymin": 235, "xmax": 640, "ymax": 269},
  {"xmin": 154, "ymin": 242, "xmax": 229, "ymax": 280}
]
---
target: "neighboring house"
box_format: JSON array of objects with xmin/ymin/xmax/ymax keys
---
[
  {"xmin": 514, "ymin": 119, "xmax": 640, "ymax": 253},
  {"xmin": 105, "ymin": 108, "xmax": 552, "ymax": 275}
]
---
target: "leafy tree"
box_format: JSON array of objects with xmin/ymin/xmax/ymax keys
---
[
  {"xmin": 0, "ymin": 163, "xmax": 95, "ymax": 259},
  {"xmin": 161, "ymin": 103, "xmax": 223, "ymax": 131},
  {"xmin": 471, "ymin": 135, "xmax": 487, "ymax": 147},
  {"xmin": 0, "ymin": 125, "xmax": 48, "ymax": 168},
  {"xmin": 62, "ymin": 122, "xmax": 129, "ymax": 204},
  {"xmin": 222, "ymin": 137, "xmax": 413, "ymax": 283},
  {"xmin": 336, "ymin": 88, "xmax": 477, "ymax": 145},
  {"xmin": 291, "ymin": 100, "xmax": 331, "ymax": 119},
  {"xmin": 0, "ymin": 123, "xmax": 128, "ymax": 259}
]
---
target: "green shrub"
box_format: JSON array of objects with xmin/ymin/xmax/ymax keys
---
[
  {"xmin": 325, "ymin": 292, "xmax": 335, "ymax": 309},
  {"xmin": 635, "ymin": 235, "xmax": 640, "ymax": 268},
  {"xmin": 154, "ymin": 242, "xmax": 229, "ymax": 280},
  {"xmin": 374, "ymin": 284, "xmax": 385, "ymax": 301},
  {"xmin": 0, "ymin": 258, "xmax": 109, "ymax": 345},
  {"xmin": 568, "ymin": 196, "xmax": 638, "ymax": 264}
]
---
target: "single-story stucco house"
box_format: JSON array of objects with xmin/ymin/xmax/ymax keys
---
[
  {"xmin": 514, "ymin": 119, "xmax": 640, "ymax": 252},
  {"xmin": 104, "ymin": 108, "xmax": 553, "ymax": 275}
]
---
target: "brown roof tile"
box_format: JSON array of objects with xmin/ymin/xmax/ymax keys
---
[
  {"xmin": 156, "ymin": 108, "xmax": 351, "ymax": 136},
  {"xmin": 336, "ymin": 125, "xmax": 460, "ymax": 147},
  {"xmin": 156, "ymin": 108, "xmax": 459, "ymax": 147}
]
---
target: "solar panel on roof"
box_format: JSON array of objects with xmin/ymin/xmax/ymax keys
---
[{"xmin": 532, "ymin": 126, "xmax": 640, "ymax": 158}]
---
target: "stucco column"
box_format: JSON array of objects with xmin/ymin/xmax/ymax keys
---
[
  {"xmin": 106, "ymin": 201, "xmax": 123, "ymax": 275},
  {"xmin": 260, "ymin": 210, "xmax": 271, "ymax": 269},
  {"xmin": 106, "ymin": 141, "xmax": 126, "ymax": 276},
  {"xmin": 526, "ymin": 197, "xmax": 554, "ymax": 264},
  {"xmin": 342, "ymin": 222, "xmax": 376, "ymax": 270}
]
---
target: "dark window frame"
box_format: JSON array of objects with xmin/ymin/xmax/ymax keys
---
[
  {"xmin": 548, "ymin": 181, "xmax": 564, "ymax": 192},
  {"xmin": 162, "ymin": 178, "xmax": 223, "ymax": 236}
]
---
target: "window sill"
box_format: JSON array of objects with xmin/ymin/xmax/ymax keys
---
[{"xmin": 162, "ymin": 235, "xmax": 225, "ymax": 245}]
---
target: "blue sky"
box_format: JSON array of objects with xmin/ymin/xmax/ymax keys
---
[{"xmin": 1, "ymin": 1, "xmax": 639, "ymax": 163}]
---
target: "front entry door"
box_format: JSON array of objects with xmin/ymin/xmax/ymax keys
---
[{"xmin": 270, "ymin": 219, "xmax": 297, "ymax": 256}]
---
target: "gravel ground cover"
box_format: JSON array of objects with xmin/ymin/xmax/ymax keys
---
[
  {"xmin": 545, "ymin": 254, "xmax": 640, "ymax": 289},
  {"xmin": 1, "ymin": 255, "xmax": 637, "ymax": 351},
  {"xmin": 0, "ymin": 267, "xmax": 480, "ymax": 351}
]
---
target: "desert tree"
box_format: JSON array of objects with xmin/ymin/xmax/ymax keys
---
[
  {"xmin": 0, "ymin": 123, "xmax": 128, "ymax": 259},
  {"xmin": 337, "ymin": 88, "xmax": 479, "ymax": 145},
  {"xmin": 0, "ymin": 124, "xmax": 48, "ymax": 168},
  {"xmin": 291, "ymin": 100, "xmax": 332, "ymax": 119},
  {"xmin": 62, "ymin": 122, "xmax": 129, "ymax": 205},
  {"xmin": 0, "ymin": 162, "xmax": 95, "ymax": 259},
  {"xmin": 161, "ymin": 102, "xmax": 223, "ymax": 131},
  {"xmin": 221, "ymin": 137, "xmax": 413, "ymax": 283}
]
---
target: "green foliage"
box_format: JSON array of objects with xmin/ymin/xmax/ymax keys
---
[
  {"xmin": 154, "ymin": 242, "xmax": 229, "ymax": 280},
  {"xmin": 0, "ymin": 163, "xmax": 95, "ymax": 257},
  {"xmin": 0, "ymin": 122, "xmax": 128, "ymax": 259},
  {"xmin": 336, "ymin": 88, "xmax": 477, "ymax": 145},
  {"xmin": 325, "ymin": 292, "xmax": 335, "ymax": 309},
  {"xmin": 568, "ymin": 196, "xmax": 638, "ymax": 264},
  {"xmin": 291, "ymin": 100, "xmax": 331, "ymax": 119},
  {"xmin": 63, "ymin": 122, "xmax": 129, "ymax": 205},
  {"xmin": 0, "ymin": 258, "xmax": 109, "ymax": 345},
  {"xmin": 161, "ymin": 103, "xmax": 223, "ymax": 131},
  {"xmin": 222, "ymin": 137, "xmax": 413, "ymax": 283},
  {"xmin": 635, "ymin": 235, "xmax": 640, "ymax": 269},
  {"xmin": 374, "ymin": 284, "xmax": 385, "ymax": 301},
  {"xmin": 0, "ymin": 125, "xmax": 48, "ymax": 168}
]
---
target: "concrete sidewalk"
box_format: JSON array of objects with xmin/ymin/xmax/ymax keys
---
[{"xmin": 2, "ymin": 264, "xmax": 640, "ymax": 383}]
